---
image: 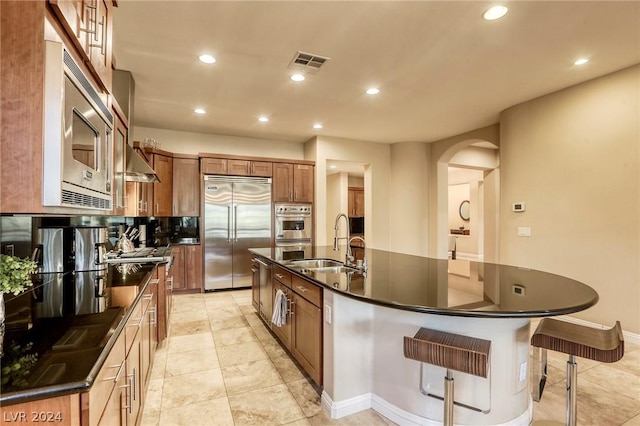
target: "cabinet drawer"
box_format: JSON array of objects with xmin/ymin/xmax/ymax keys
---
[
  {"xmin": 273, "ymin": 266, "xmax": 292, "ymax": 287},
  {"xmin": 85, "ymin": 333, "xmax": 126, "ymax": 426},
  {"xmin": 291, "ymin": 275, "xmax": 321, "ymax": 307},
  {"xmin": 124, "ymin": 302, "xmax": 142, "ymax": 356}
]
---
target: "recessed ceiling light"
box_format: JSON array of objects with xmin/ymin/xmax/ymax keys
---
[
  {"xmin": 313, "ymin": 123, "xmax": 323, "ymax": 129},
  {"xmin": 199, "ymin": 54, "xmax": 216, "ymax": 64},
  {"xmin": 290, "ymin": 73, "xmax": 305, "ymax": 82},
  {"xmin": 329, "ymin": 165, "xmax": 337, "ymax": 169},
  {"xmin": 483, "ymin": 5, "xmax": 508, "ymax": 21},
  {"xmin": 258, "ymin": 116, "xmax": 269, "ymax": 122},
  {"xmin": 574, "ymin": 58, "xmax": 590, "ymax": 66},
  {"xmin": 366, "ymin": 88, "xmax": 380, "ymax": 95},
  {"xmin": 194, "ymin": 108, "xmax": 206, "ymax": 114}
]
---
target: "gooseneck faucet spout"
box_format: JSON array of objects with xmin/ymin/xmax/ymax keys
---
[{"xmin": 333, "ymin": 213, "xmax": 353, "ymax": 263}]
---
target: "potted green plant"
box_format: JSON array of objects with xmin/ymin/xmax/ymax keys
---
[{"xmin": 0, "ymin": 254, "xmax": 37, "ymax": 358}]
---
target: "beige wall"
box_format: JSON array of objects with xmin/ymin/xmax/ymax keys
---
[
  {"xmin": 309, "ymin": 136, "xmax": 391, "ymax": 249},
  {"xmin": 388, "ymin": 142, "xmax": 430, "ymax": 255},
  {"xmin": 500, "ymin": 64, "xmax": 640, "ymax": 333},
  {"xmin": 132, "ymin": 126, "xmax": 305, "ymax": 159}
]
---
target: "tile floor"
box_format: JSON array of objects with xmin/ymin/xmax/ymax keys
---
[{"xmin": 141, "ymin": 290, "xmax": 640, "ymax": 425}]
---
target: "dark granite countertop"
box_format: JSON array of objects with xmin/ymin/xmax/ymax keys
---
[
  {"xmin": 250, "ymin": 246, "xmax": 599, "ymax": 318},
  {"xmin": 0, "ymin": 263, "xmax": 158, "ymax": 406}
]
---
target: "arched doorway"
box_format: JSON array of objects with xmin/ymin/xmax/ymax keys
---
[{"xmin": 428, "ymin": 127, "xmax": 500, "ymax": 261}]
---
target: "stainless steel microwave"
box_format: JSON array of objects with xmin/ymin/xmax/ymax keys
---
[{"xmin": 43, "ymin": 41, "xmax": 113, "ymax": 210}]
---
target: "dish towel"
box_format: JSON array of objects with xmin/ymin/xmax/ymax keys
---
[{"xmin": 271, "ymin": 289, "xmax": 288, "ymax": 327}]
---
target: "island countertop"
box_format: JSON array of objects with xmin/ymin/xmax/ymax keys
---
[{"xmin": 249, "ymin": 246, "xmax": 599, "ymax": 318}]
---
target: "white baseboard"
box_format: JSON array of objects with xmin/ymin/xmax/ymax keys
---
[
  {"xmin": 320, "ymin": 391, "xmax": 372, "ymax": 419},
  {"xmin": 323, "ymin": 392, "xmax": 532, "ymax": 425},
  {"xmin": 559, "ymin": 315, "xmax": 640, "ymax": 346}
]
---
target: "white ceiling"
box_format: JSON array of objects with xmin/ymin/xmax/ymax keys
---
[{"xmin": 112, "ymin": 1, "xmax": 640, "ymax": 145}]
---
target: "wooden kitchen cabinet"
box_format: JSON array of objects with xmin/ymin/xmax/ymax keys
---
[
  {"xmin": 348, "ymin": 187, "xmax": 365, "ymax": 217},
  {"xmin": 201, "ymin": 157, "xmax": 227, "ymax": 174},
  {"xmin": 263, "ymin": 264, "xmax": 322, "ymax": 386},
  {"xmin": 172, "ymin": 156, "xmax": 200, "ymax": 216},
  {"xmin": 272, "ymin": 279, "xmax": 293, "ymax": 350},
  {"xmin": 273, "ymin": 163, "xmax": 314, "ymax": 203},
  {"xmin": 112, "ymin": 108, "xmax": 127, "ymax": 216},
  {"xmin": 251, "ymin": 257, "xmax": 260, "ymax": 311},
  {"xmin": 156, "ymin": 262, "xmax": 172, "ymax": 342},
  {"xmin": 48, "ymin": 0, "xmax": 113, "ymax": 92},
  {"xmin": 170, "ymin": 245, "xmax": 203, "ymax": 293},
  {"xmin": 151, "ymin": 152, "xmax": 173, "ymax": 216}
]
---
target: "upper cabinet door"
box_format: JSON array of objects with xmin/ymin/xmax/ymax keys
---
[
  {"xmin": 173, "ymin": 158, "xmax": 200, "ymax": 216},
  {"xmin": 49, "ymin": 0, "xmax": 113, "ymax": 92},
  {"xmin": 152, "ymin": 154, "xmax": 173, "ymax": 216},
  {"xmin": 293, "ymin": 164, "xmax": 314, "ymax": 203},
  {"xmin": 272, "ymin": 163, "xmax": 294, "ymax": 202}
]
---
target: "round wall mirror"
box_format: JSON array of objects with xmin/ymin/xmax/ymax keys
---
[{"xmin": 459, "ymin": 200, "xmax": 470, "ymax": 221}]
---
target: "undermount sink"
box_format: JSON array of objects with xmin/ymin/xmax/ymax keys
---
[
  {"xmin": 288, "ymin": 258, "xmax": 344, "ymax": 268},
  {"xmin": 309, "ymin": 266, "xmax": 359, "ymax": 274}
]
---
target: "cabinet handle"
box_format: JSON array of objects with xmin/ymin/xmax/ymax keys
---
[
  {"xmin": 149, "ymin": 306, "xmax": 157, "ymax": 325},
  {"xmin": 80, "ymin": 4, "xmax": 97, "ymax": 35},
  {"xmin": 131, "ymin": 367, "xmax": 137, "ymax": 402},
  {"xmin": 104, "ymin": 360, "xmax": 125, "ymax": 382},
  {"xmin": 275, "ymin": 273, "xmax": 284, "ymax": 279},
  {"xmin": 121, "ymin": 380, "xmax": 132, "ymax": 413},
  {"xmin": 166, "ymin": 277, "xmax": 173, "ymax": 291},
  {"xmin": 295, "ymin": 285, "xmax": 308, "ymax": 293},
  {"xmin": 289, "ymin": 299, "xmax": 295, "ymax": 317}
]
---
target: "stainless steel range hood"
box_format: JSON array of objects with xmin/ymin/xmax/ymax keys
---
[{"xmin": 125, "ymin": 144, "xmax": 159, "ymax": 182}]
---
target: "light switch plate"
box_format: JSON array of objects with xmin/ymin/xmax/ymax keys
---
[
  {"xmin": 517, "ymin": 227, "xmax": 531, "ymax": 237},
  {"xmin": 325, "ymin": 305, "xmax": 332, "ymax": 324}
]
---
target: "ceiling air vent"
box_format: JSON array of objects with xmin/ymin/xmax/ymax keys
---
[{"xmin": 288, "ymin": 51, "xmax": 330, "ymax": 74}]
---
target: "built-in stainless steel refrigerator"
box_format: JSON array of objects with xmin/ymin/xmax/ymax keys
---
[{"xmin": 203, "ymin": 175, "xmax": 271, "ymax": 290}]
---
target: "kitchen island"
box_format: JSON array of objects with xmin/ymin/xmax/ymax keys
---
[{"xmin": 250, "ymin": 246, "xmax": 599, "ymax": 426}]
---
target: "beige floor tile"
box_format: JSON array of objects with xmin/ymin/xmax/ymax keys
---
[
  {"xmin": 216, "ymin": 340, "xmax": 269, "ymax": 367},
  {"xmin": 580, "ymin": 363, "xmax": 640, "ymax": 401},
  {"xmin": 159, "ymin": 397, "xmax": 234, "ymax": 426},
  {"xmin": 228, "ymin": 383, "xmax": 306, "ymax": 425},
  {"xmin": 171, "ymin": 308, "xmax": 210, "ymax": 323},
  {"xmin": 531, "ymin": 377, "xmax": 640, "ymax": 425},
  {"xmin": 234, "ymin": 296, "xmax": 253, "ymax": 307},
  {"xmin": 143, "ymin": 378, "xmax": 164, "ymax": 414},
  {"xmin": 283, "ymin": 418, "xmax": 312, "ymax": 426},
  {"xmin": 161, "ymin": 368, "xmax": 226, "ymax": 410},
  {"xmin": 210, "ymin": 314, "xmax": 249, "ymax": 332},
  {"xmin": 213, "ymin": 326, "xmax": 258, "ymax": 347},
  {"xmin": 251, "ymin": 323, "xmax": 277, "ymax": 342},
  {"xmin": 260, "ymin": 338, "xmax": 288, "ymax": 359},
  {"xmin": 271, "ymin": 354, "xmax": 306, "ymax": 383},
  {"xmin": 150, "ymin": 351, "xmax": 167, "ymax": 380},
  {"xmin": 165, "ymin": 347, "xmax": 220, "ymax": 377},
  {"xmin": 204, "ymin": 291, "xmax": 236, "ymax": 300},
  {"xmin": 308, "ymin": 409, "xmax": 395, "ymax": 425},
  {"xmin": 140, "ymin": 411, "xmax": 161, "ymax": 426},
  {"xmin": 623, "ymin": 414, "xmax": 640, "ymax": 425},
  {"xmin": 172, "ymin": 298, "xmax": 206, "ymax": 313},
  {"xmin": 221, "ymin": 359, "xmax": 284, "ymax": 396},
  {"xmin": 287, "ymin": 378, "xmax": 323, "ymax": 417},
  {"xmin": 170, "ymin": 319, "xmax": 211, "ymax": 336},
  {"xmin": 207, "ymin": 305, "xmax": 244, "ymax": 319},
  {"xmin": 239, "ymin": 304, "xmax": 257, "ymax": 315},
  {"xmin": 167, "ymin": 332, "xmax": 215, "ymax": 354}
]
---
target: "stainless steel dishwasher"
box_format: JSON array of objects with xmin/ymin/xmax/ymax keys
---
[{"xmin": 256, "ymin": 258, "xmax": 273, "ymax": 326}]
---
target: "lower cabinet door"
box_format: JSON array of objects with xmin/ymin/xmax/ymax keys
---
[
  {"xmin": 272, "ymin": 280, "xmax": 292, "ymax": 349},
  {"xmin": 98, "ymin": 372, "xmax": 127, "ymax": 426},
  {"xmin": 291, "ymin": 293, "xmax": 322, "ymax": 385}
]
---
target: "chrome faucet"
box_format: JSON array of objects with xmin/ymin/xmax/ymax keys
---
[
  {"xmin": 348, "ymin": 236, "xmax": 367, "ymax": 272},
  {"xmin": 333, "ymin": 213, "xmax": 353, "ymax": 264}
]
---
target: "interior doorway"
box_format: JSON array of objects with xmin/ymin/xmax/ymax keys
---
[{"xmin": 441, "ymin": 141, "xmax": 499, "ymax": 261}]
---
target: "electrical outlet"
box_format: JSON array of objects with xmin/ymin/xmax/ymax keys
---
[{"xmin": 517, "ymin": 227, "xmax": 531, "ymax": 237}]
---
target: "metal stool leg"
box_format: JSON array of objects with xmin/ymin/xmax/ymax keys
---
[
  {"xmin": 566, "ymin": 355, "xmax": 578, "ymax": 426},
  {"xmin": 444, "ymin": 369, "xmax": 454, "ymax": 426}
]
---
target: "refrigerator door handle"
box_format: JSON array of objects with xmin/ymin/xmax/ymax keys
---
[
  {"xmin": 234, "ymin": 205, "xmax": 239, "ymax": 242},
  {"xmin": 227, "ymin": 205, "xmax": 231, "ymax": 243}
]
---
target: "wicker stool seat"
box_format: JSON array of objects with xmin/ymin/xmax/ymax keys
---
[
  {"xmin": 404, "ymin": 328, "xmax": 491, "ymax": 426},
  {"xmin": 530, "ymin": 319, "xmax": 624, "ymax": 426}
]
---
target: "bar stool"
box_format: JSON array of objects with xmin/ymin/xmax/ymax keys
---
[
  {"xmin": 530, "ymin": 319, "xmax": 624, "ymax": 426},
  {"xmin": 404, "ymin": 327, "xmax": 491, "ymax": 426}
]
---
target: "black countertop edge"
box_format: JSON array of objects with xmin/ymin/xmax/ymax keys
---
[
  {"xmin": 250, "ymin": 248, "xmax": 599, "ymax": 319},
  {"xmin": 0, "ymin": 268, "xmax": 157, "ymax": 406}
]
